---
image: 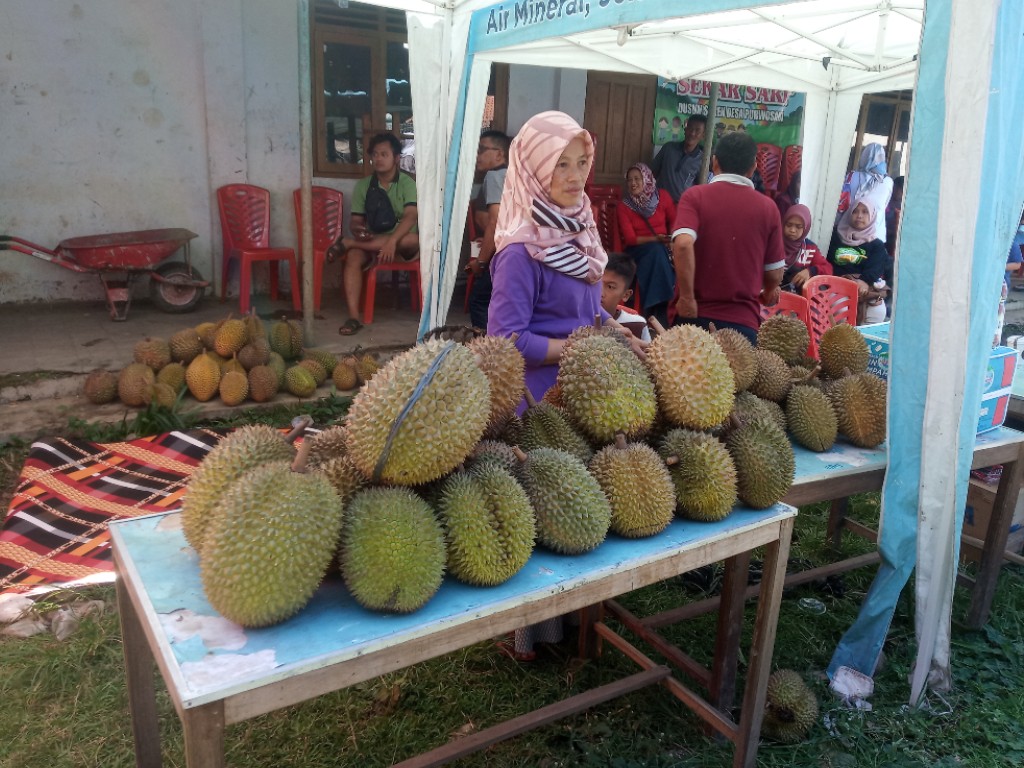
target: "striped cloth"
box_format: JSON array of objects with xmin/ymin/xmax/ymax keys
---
[{"xmin": 0, "ymin": 429, "xmax": 228, "ymax": 594}]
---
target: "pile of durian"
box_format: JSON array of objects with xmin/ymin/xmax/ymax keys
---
[
  {"xmin": 81, "ymin": 311, "xmax": 380, "ymax": 408},
  {"xmin": 180, "ymin": 317, "xmax": 887, "ymax": 629}
]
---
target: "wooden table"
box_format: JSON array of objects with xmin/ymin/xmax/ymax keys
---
[
  {"xmin": 647, "ymin": 426, "xmax": 1024, "ymax": 631},
  {"xmin": 111, "ymin": 504, "xmax": 795, "ymax": 768}
]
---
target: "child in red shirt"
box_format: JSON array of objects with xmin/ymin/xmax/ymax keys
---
[{"xmin": 781, "ymin": 204, "xmax": 831, "ymax": 292}]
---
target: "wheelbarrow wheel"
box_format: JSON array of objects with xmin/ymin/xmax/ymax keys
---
[{"xmin": 150, "ymin": 261, "xmax": 205, "ymax": 314}]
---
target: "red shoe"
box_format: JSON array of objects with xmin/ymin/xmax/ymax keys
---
[{"xmin": 495, "ymin": 637, "xmax": 536, "ymax": 663}]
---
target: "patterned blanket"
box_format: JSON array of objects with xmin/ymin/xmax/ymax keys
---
[{"xmin": 0, "ymin": 429, "xmax": 227, "ymax": 594}]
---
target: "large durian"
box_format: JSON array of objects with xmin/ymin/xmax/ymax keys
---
[
  {"xmin": 200, "ymin": 455, "xmax": 343, "ymax": 627},
  {"xmin": 169, "ymin": 328, "xmax": 204, "ymax": 364},
  {"xmin": 713, "ymin": 327, "xmax": 757, "ymax": 392},
  {"xmin": 557, "ymin": 333, "xmax": 657, "ymax": 442},
  {"xmin": 761, "ymin": 669, "xmax": 819, "ymax": 744},
  {"xmin": 181, "ymin": 425, "xmax": 296, "ymax": 555},
  {"xmin": 659, "ymin": 429, "xmax": 738, "ymax": 522},
  {"xmin": 756, "ymin": 314, "xmax": 810, "ymax": 365},
  {"xmin": 437, "ymin": 464, "xmax": 536, "ymax": 586},
  {"xmin": 185, "ymin": 353, "xmax": 222, "ymax": 402},
  {"xmin": 345, "ymin": 339, "xmax": 490, "ymax": 485},
  {"xmin": 647, "ymin": 324, "xmax": 735, "ymax": 430},
  {"xmin": 748, "ymin": 348, "xmax": 792, "ymax": 403},
  {"xmin": 818, "ymin": 322, "xmax": 870, "ymax": 379},
  {"xmin": 827, "ymin": 371, "xmax": 887, "ymax": 448},
  {"xmin": 340, "ymin": 487, "xmax": 446, "ymax": 613},
  {"xmin": 118, "ymin": 363, "xmax": 155, "ymax": 407},
  {"xmin": 513, "ymin": 446, "xmax": 611, "ymax": 555},
  {"xmin": 786, "ymin": 385, "xmax": 838, "ymax": 452},
  {"xmin": 467, "ymin": 335, "xmax": 526, "ymax": 437},
  {"xmin": 726, "ymin": 416, "xmax": 795, "ymax": 509},
  {"xmin": 83, "ymin": 369, "xmax": 118, "ymax": 404},
  {"xmin": 589, "ymin": 434, "xmax": 675, "ymax": 537},
  {"xmin": 519, "ymin": 396, "xmax": 593, "ymax": 465},
  {"xmin": 133, "ymin": 337, "xmax": 171, "ymax": 371}
]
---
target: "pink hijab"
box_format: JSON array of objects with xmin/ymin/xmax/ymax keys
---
[
  {"xmin": 494, "ymin": 111, "xmax": 607, "ymax": 283},
  {"xmin": 782, "ymin": 204, "xmax": 812, "ymax": 267},
  {"xmin": 837, "ymin": 198, "xmax": 880, "ymax": 246}
]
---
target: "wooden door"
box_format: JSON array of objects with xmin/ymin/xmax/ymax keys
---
[{"xmin": 584, "ymin": 72, "xmax": 658, "ymax": 186}]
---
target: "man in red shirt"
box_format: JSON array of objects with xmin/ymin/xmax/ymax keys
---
[{"xmin": 670, "ymin": 132, "xmax": 785, "ymax": 343}]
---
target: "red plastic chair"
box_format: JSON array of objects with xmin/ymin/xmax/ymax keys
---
[
  {"xmin": 586, "ymin": 184, "xmax": 622, "ymax": 204},
  {"xmin": 217, "ymin": 184, "xmax": 301, "ymax": 314},
  {"xmin": 292, "ymin": 186, "xmax": 343, "ymax": 312},
  {"xmin": 761, "ymin": 290, "xmax": 815, "ymax": 357},
  {"xmin": 592, "ymin": 197, "xmax": 623, "ymax": 252},
  {"xmin": 779, "ymin": 144, "xmax": 803, "ymax": 194},
  {"xmin": 802, "ymin": 275, "xmax": 860, "ymax": 353},
  {"xmin": 362, "ymin": 258, "xmax": 421, "ymax": 324},
  {"xmin": 755, "ymin": 143, "xmax": 784, "ymax": 193}
]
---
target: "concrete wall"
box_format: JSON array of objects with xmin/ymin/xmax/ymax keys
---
[{"xmin": 0, "ymin": 1, "xmax": 581, "ymax": 305}]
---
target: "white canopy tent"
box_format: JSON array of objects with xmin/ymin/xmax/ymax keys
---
[{"xmin": 340, "ymin": 0, "xmax": 1024, "ymax": 704}]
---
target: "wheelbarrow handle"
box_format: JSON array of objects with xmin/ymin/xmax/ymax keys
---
[{"xmin": 0, "ymin": 235, "xmax": 58, "ymax": 258}]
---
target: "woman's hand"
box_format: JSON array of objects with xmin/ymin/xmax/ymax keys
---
[
  {"xmin": 791, "ymin": 268, "xmax": 810, "ymax": 288},
  {"xmin": 854, "ymin": 278, "xmax": 870, "ymax": 297}
]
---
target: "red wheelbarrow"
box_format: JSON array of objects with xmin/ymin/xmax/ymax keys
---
[{"xmin": 1, "ymin": 228, "xmax": 208, "ymax": 321}]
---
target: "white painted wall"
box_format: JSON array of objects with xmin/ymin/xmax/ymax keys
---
[{"xmin": 0, "ymin": 1, "xmax": 582, "ymax": 305}]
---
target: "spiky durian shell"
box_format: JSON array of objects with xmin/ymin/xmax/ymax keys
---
[{"xmin": 647, "ymin": 324, "xmax": 735, "ymax": 430}]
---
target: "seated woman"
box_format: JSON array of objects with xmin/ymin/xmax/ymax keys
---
[
  {"xmin": 615, "ymin": 163, "xmax": 677, "ymax": 327},
  {"xmin": 827, "ymin": 199, "xmax": 890, "ymax": 324}
]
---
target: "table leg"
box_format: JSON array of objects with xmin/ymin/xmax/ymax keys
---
[
  {"xmin": 577, "ymin": 603, "xmax": 603, "ymax": 660},
  {"xmin": 826, "ymin": 497, "xmax": 849, "ymax": 553},
  {"xmin": 116, "ymin": 576, "xmax": 164, "ymax": 768},
  {"xmin": 710, "ymin": 550, "xmax": 750, "ymax": 712},
  {"xmin": 967, "ymin": 447, "xmax": 1024, "ymax": 628},
  {"xmin": 733, "ymin": 516, "xmax": 794, "ymax": 768},
  {"xmin": 183, "ymin": 702, "xmax": 227, "ymax": 768}
]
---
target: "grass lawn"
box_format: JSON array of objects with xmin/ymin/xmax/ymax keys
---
[{"xmin": 2, "ymin": 406, "xmax": 1024, "ymax": 767}]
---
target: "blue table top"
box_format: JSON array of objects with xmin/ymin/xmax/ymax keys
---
[{"xmin": 110, "ymin": 503, "xmax": 794, "ymax": 708}]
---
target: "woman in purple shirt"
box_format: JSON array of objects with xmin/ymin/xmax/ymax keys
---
[{"xmin": 487, "ymin": 111, "xmax": 645, "ymax": 407}]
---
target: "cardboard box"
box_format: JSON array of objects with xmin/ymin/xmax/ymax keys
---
[
  {"xmin": 857, "ymin": 323, "xmax": 1018, "ymax": 433},
  {"xmin": 961, "ymin": 477, "xmax": 1024, "ymax": 564}
]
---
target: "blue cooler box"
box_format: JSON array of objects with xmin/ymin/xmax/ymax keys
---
[{"xmin": 857, "ymin": 322, "xmax": 1017, "ymax": 433}]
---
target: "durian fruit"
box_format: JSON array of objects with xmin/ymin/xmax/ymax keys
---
[
  {"xmin": 268, "ymin": 351, "xmax": 287, "ymax": 387},
  {"xmin": 589, "ymin": 433, "xmax": 675, "ymax": 537},
  {"xmin": 345, "ymin": 339, "xmax": 490, "ymax": 485},
  {"xmin": 647, "ymin": 324, "xmax": 735, "ymax": 430},
  {"xmin": 467, "ymin": 335, "xmax": 526, "ymax": 437},
  {"xmin": 219, "ymin": 370, "xmax": 249, "ymax": 406},
  {"xmin": 83, "ymin": 369, "xmax": 118, "ymax": 404},
  {"xmin": 786, "ymin": 385, "xmax": 838, "ymax": 452},
  {"xmin": 169, "ymin": 328, "xmax": 204, "ymax": 364},
  {"xmin": 269, "ymin": 319, "xmax": 302, "ymax": 360},
  {"xmin": 659, "ymin": 429, "xmax": 737, "ymax": 522},
  {"xmin": 827, "ymin": 372, "xmax": 887, "ymax": 448},
  {"xmin": 237, "ymin": 338, "xmax": 271, "ymax": 370},
  {"xmin": 182, "ymin": 425, "xmax": 296, "ymax": 556},
  {"xmin": 557, "ymin": 333, "xmax": 657, "ymax": 443},
  {"xmin": 496, "ymin": 413, "xmax": 522, "ymax": 446},
  {"xmin": 713, "ymin": 327, "xmax": 757, "ymax": 392},
  {"xmin": 728, "ymin": 391, "xmax": 786, "ymax": 435},
  {"xmin": 332, "ymin": 357, "xmax": 359, "ymax": 391},
  {"xmin": 761, "ymin": 669, "xmax": 819, "ymax": 744},
  {"xmin": 355, "ymin": 352, "xmax": 381, "ymax": 385},
  {"xmin": 818, "ymin": 322, "xmax": 869, "ymax": 379},
  {"xmin": 221, "ymin": 356, "xmax": 246, "ymax": 377},
  {"xmin": 562, "ymin": 319, "xmax": 634, "ymax": 354},
  {"xmin": 185, "ymin": 353, "xmax": 222, "ymax": 402},
  {"xmin": 756, "ymin": 315, "xmax": 810, "ymax": 365},
  {"xmin": 205, "ymin": 350, "xmax": 227, "ymax": 368},
  {"xmin": 243, "ymin": 309, "xmax": 266, "ymax": 342},
  {"xmin": 284, "ymin": 365, "xmax": 318, "ymax": 398},
  {"xmin": 298, "ymin": 358, "xmax": 328, "ymax": 386},
  {"xmin": 214, "ymin": 318, "xmax": 248, "ymax": 358},
  {"xmin": 726, "ymin": 416, "xmax": 795, "ymax": 509},
  {"xmin": 247, "ymin": 365, "xmax": 279, "ymax": 403},
  {"xmin": 156, "ymin": 362, "xmax": 186, "ymax": 394},
  {"xmin": 305, "ymin": 425, "xmax": 349, "ymax": 467},
  {"xmin": 200, "ymin": 455, "xmax": 344, "ymax": 627},
  {"xmin": 437, "ymin": 464, "xmax": 536, "ymax": 586},
  {"xmin": 151, "ymin": 382, "xmax": 178, "ymax": 409},
  {"xmin": 303, "ymin": 348, "xmax": 338, "ymax": 375},
  {"xmin": 519, "ymin": 396, "xmax": 593, "ymax": 465},
  {"xmin": 467, "ymin": 439, "xmax": 520, "ymax": 475},
  {"xmin": 340, "ymin": 487, "xmax": 446, "ymax": 613},
  {"xmin": 313, "ymin": 455, "xmax": 365, "ymax": 506},
  {"xmin": 513, "ymin": 446, "xmax": 611, "ymax": 554},
  {"xmin": 749, "ymin": 348, "xmax": 792, "ymax": 403},
  {"xmin": 542, "ymin": 382, "xmax": 565, "ymax": 408},
  {"xmin": 133, "ymin": 337, "xmax": 171, "ymax": 371},
  {"xmin": 194, "ymin": 321, "xmax": 219, "ymax": 351},
  {"xmin": 118, "ymin": 363, "xmax": 156, "ymax": 407}
]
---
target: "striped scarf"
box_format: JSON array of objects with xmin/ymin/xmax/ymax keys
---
[{"xmin": 529, "ymin": 199, "xmax": 591, "ymax": 278}]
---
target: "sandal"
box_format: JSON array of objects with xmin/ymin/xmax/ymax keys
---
[
  {"xmin": 326, "ymin": 240, "xmax": 345, "ymax": 264},
  {"xmin": 338, "ymin": 318, "xmax": 363, "ymax": 336}
]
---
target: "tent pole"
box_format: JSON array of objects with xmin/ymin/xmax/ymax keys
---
[
  {"xmin": 298, "ymin": 0, "xmax": 315, "ymax": 342},
  {"xmin": 699, "ymin": 83, "xmax": 718, "ymax": 183}
]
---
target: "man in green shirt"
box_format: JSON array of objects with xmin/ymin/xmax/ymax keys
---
[{"xmin": 332, "ymin": 132, "xmax": 419, "ymax": 335}]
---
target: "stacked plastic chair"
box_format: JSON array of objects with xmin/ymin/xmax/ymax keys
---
[
  {"xmin": 802, "ymin": 274, "xmax": 861, "ymax": 357},
  {"xmin": 292, "ymin": 186, "xmax": 343, "ymax": 313}
]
